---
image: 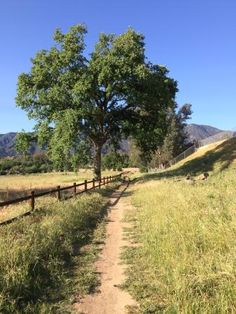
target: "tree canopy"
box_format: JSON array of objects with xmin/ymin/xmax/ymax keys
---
[
  {"xmin": 16, "ymin": 24, "xmax": 178, "ymax": 177},
  {"xmin": 15, "ymin": 131, "xmax": 34, "ymax": 158}
]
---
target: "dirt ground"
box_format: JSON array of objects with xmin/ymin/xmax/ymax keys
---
[{"xmin": 74, "ymin": 182, "xmax": 136, "ymax": 314}]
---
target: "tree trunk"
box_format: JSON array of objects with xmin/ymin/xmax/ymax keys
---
[{"xmin": 94, "ymin": 144, "xmax": 102, "ymax": 179}]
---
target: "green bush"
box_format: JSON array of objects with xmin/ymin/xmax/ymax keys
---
[
  {"xmin": 139, "ymin": 166, "xmax": 148, "ymax": 173},
  {"xmin": 102, "ymin": 152, "xmax": 129, "ymax": 171},
  {"xmin": 0, "ymin": 154, "xmax": 53, "ymax": 175},
  {"xmin": 7, "ymin": 165, "xmax": 25, "ymax": 175},
  {"xmin": 39, "ymin": 164, "xmax": 52, "ymax": 173},
  {"xmin": 24, "ymin": 164, "xmax": 39, "ymax": 174}
]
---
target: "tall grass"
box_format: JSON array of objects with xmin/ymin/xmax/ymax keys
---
[
  {"xmin": 0, "ymin": 170, "xmax": 120, "ymax": 223},
  {"xmin": 0, "ymin": 184, "xmax": 116, "ymax": 313},
  {"xmin": 124, "ymin": 165, "xmax": 236, "ymax": 312},
  {"xmin": 0, "ymin": 170, "xmax": 119, "ymax": 201}
]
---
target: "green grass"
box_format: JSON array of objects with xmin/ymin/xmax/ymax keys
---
[
  {"xmin": 123, "ymin": 138, "xmax": 236, "ymax": 313},
  {"xmin": 0, "ymin": 182, "xmax": 119, "ymax": 313}
]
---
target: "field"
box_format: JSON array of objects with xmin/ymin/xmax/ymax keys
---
[
  {"xmin": 0, "ymin": 170, "xmax": 119, "ymax": 223},
  {"xmin": 0, "ymin": 170, "xmax": 119, "ymax": 201},
  {"xmin": 123, "ymin": 138, "xmax": 236, "ymax": 312},
  {"xmin": 1, "ymin": 137, "xmax": 236, "ymax": 312}
]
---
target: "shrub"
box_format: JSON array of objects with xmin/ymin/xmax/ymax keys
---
[
  {"xmin": 139, "ymin": 166, "xmax": 148, "ymax": 173},
  {"xmin": 0, "ymin": 154, "xmax": 53, "ymax": 175},
  {"xmin": 102, "ymin": 152, "xmax": 129, "ymax": 171},
  {"xmin": 7, "ymin": 165, "xmax": 25, "ymax": 174}
]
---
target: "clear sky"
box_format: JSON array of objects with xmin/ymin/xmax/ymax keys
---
[{"xmin": 0, "ymin": 0, "xmax": 236, "ymax": 133}]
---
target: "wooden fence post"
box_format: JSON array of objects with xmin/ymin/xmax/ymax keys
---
[
  {"xmin": 31, "ymin": 191, "xmax": 35, "ymax": 211},
  {"xmin": 99, "ymin": 178, "xmax": 101, "ymax": 189},
  {"xmin": 73, "ymin": 183, "xmax": 76, "ymax": 196},
  {"xmin": 103, "ymin": 177, "xmax": 105, "ymax": 185},
  {"xmin": 84, "ymin": 180, "xmax": 87, "ymax": 191},
  {"xmin": 107, "ymin": 176, "xmax": 109, "ymax": 184},
  {"xmin": 57, "ymin": 186, "xmax": 61, "ymax": 201},
  {"xmin": 93, "ymin": 178, "xmax": 95, "ymax": 188}
]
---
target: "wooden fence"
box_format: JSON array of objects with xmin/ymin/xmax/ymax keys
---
[{"xmin": 0, "ymin": 173, "xmax": 124, "ymax": 226}]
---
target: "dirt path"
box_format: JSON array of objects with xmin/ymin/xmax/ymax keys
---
[{"xmin": 74, "ymin": 182, "xmax": 136, "ymax": 314}]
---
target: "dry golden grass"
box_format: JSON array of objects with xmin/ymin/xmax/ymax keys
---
[
  {"xmin": 173, "ymin": 139, "xmax": 226, "ymax": 169},
  {"xmin": 123, "ymin": 138, "xmax": 236, "ymax": 312},
  {"xmin": 0, "ymin": 170, "xmax": 120, "ymax": 223},
  {"xmin": 0, "ymin": 170, "xmax": 118, "ymax": 195}
]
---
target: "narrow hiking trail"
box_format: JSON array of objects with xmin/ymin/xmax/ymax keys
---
[{"xmin": 74, "ymin": 182, "xmax": 136, "ymax": 314}]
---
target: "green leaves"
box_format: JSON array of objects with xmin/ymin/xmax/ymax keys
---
[
  {"xmin": 16, "ymin": 25, "xmax": 87, "ymax": 122},
  {"xmin": 16, "ymin": 24, "xmax": 178, "ymax": 176},
  {"xmin": 15, "ymin": 131, "xmax": 34, "ymax": 158}
]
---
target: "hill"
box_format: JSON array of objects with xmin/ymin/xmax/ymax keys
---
[
  {"xmin": 185, "ymin": 123, "xmax": 222, "ymax": 142},
  {"xmin": 0, "ymin": 133, "xmax": 41, "ymax": 157},
  {"xmin": 123, "ymin": 137, "xmax": 236, "ymax": 312},
  {"xmin": 0, "ymin": 133, "xmax": 17, "ymax": 157}
]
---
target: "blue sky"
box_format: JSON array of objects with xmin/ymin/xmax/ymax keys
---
[{"xmin": 0, "ymin": 0, "xmax": 236, "ymax": 133}]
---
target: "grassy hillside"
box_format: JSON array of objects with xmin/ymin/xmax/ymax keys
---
[{"xmin": 123, "ymin": 138, "xmax": 236, "ymax": 313}]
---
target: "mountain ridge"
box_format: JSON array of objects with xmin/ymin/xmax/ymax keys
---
[
  {"xmin": 185, "ymin": 123, "xmax": 222, "ymax": 142},
  {"xmin": 0, "ymin": 124, "xmax": 230, "ymax": 157}
]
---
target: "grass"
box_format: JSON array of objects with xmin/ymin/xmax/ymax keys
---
[
  {"xmin": 0, "ymin": 169, "xmax": 119, "ymax": 201},
  {"xmin": 0, "ymin": 169, "xmax": 120, "ymax": 223},
  {"xmin": 123, "ymin": 138, "xmax": 236, "ymax": 313},
  {"xmin": 0, "ymin": 195, "xmax": 57, "ymax": 223},
  {"xmin": 0, "ymin": 181, "xmax": 120, "ymax": 313}
]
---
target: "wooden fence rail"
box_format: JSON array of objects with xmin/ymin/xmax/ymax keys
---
[{"xmin": 0, "ymin": 172, "xmax": 124, "ymax": 225}]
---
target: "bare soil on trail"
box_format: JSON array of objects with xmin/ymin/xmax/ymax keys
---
[{"xmin": 74, "ymin": 182, "xmax": 137, "ymax": 314}]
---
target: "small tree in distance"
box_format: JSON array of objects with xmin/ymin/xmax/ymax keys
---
[
  {"xmin": 15, "ymin": 131, "xmax": 33, "ymax": 159},
  {"xmin": 16, "ymin": 24, "xmax": 178, "ymax": 178},
  {"xmin": 150, "ymin": 103, "xmax": 192, "ymax": 168}
]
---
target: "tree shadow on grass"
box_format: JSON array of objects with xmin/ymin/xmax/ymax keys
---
[{"xmin": 136, "ymin": 137, "xmax": 236, "ymax": 183}]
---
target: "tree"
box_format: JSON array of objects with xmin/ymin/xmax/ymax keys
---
[
  {"xmin": 15, "ymin": 131, "xmax": 33, "ymax": 159},
  {"xmin": 175, "ymin": 103, "xmax": 192, "ymax": 152},
  {"xmin": 150, "ymin": 103, "xmax": 192, "ymax": 168},
  {"xmin": 102, "ymin": 150, "xmax": 129, "ymax": 171},
  {"xmin": 70, "ymin": 140, "xmax": 92, "ymax": 173},
  {"xmin": 16, "ymin": 24, "xmax": 177, "ymax": 178},
  {"xmin": 128, "ymin": 138, "xmax": 142, "ymax": 167}
]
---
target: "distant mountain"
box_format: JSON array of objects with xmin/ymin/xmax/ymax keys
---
[
  {"xmin": 0, "ymin": 124, "xmax": 232, "ymax": 157},
  {"xmin": 0, "ymin": 133, "xmax": 40, "ymax": 158},
  {"xmin": 185, "ymin": 124, "xmax": 223, "ymax": 142},
  {"xmin": 0, "ymin": 132, "xmax": 17, "ymax": 157}
]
